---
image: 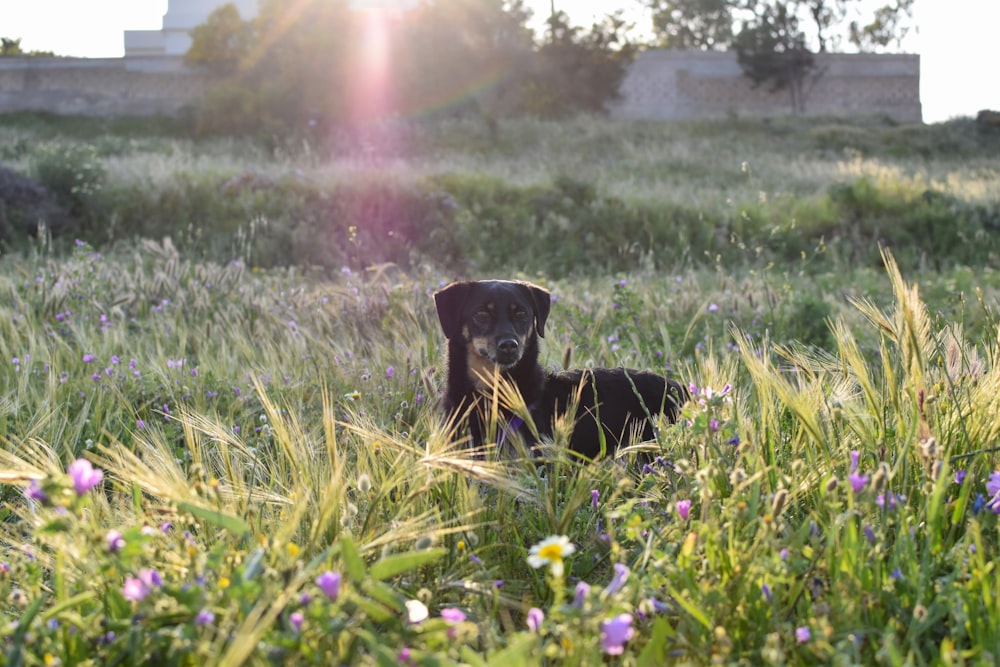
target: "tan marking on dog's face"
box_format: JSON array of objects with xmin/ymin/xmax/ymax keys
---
[{"xmin": 466, "ymin": 339, "xmax": 497, "ymax": 391}]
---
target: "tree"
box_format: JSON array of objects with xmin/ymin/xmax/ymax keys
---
[
  {"xmin": 1, "ymin": 37, "xmax": 23, "ymax": 56},
  {"xmin": 647, "ymin": 0, "xmax": 734, "ymax": 50},
  {"xmin": 733, "ymin": 3, "xmax": 818, "ymax": 113},
  {"xmin": 646, "ymin": 0, "xmax": 914, "ymax": 113},
  {"xmin": 513, "ymin": 11, "xmax": 637, "ymax": 118},
  {"xmin": 185, "ymin": 3, "xmax": 254, "ymax": 74}
]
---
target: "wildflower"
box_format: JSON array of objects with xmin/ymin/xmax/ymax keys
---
[
  {"xmin": 122, "ymin": 577, "xmax": 148, "ymax": 602},
  {"xmin": 526, "ymin": 607, "xmax": 544, "ymax": 632},
  {"xmin": 386, "ymin": 366, "xmax": 395, "ymax": 380},
  {"xmin": 139, "ymin": 569, "xmax": 163, "ymax": 588},
  {"xmin": 848, "ymin": 472, "xmax": 868, "ymax": 494},
  {"xmin": 762, "ymin": 583, "xmax": 772, "ymax": 602},
  {"xmin": 600, "ymin": 613, "xmax": 635, "ymax": 655},
  {"xmin": 796, "ymin": 626, "xmax": 811, "ymax": 643},
  {"xmin": 289, "ymin": 611, "xmax": 304, "ymax": 632},
  {"xmin": 707, "ymin": 303, "xmax": 719, "ymax": 312},
  {"xmin": 876, "ymin": 493, "xmax": 904, "ymax": 510},
  {"xmin": 315, "ymin": 571, "xmax": 341, "ymax": 601},
  {"xmin": 863, "ymin": 525, "xmax": 876, "ymax": 544},
  {"xmin": 440, "ymin": 608, "xmax": 466, "ymax": 624},
  {"xmin": 25, "ymin": 480, "xmax": 48, "ymax": 503},
  {"xmin": 604, "ymin": 563, "xmax": 629, "ymax": 596},
  {"xmin": 195, "ymin": 609, "xmax": 215, "ymax": 626},
  {"xmin": 527, "ymin": 535, "xmax": 576, "ymax": 577},
  {"xmin": 987, "ymin": 471, "xmax": 1000, "ymax": 498},
  {"xmin": 850, "ymin": 450, "xmax": 860, "ymax": 472},
  {"xmin": 973, "ymin": 493, "xmax": 986, "ymax": 515},
  {"xmin": 405, "ymin": 599, "xmax": 428, "ymax": 624},
  {"xmin": 573, "ymin": 581, "xmax": 591, "ymax": 607},
  {"xmin": 106, "ymin": 530, "xmax": 125, "ymax": 553},
  {"xmin": 398, "ymin": 648, "xmax": 412, "ymax": 664},
  {"xmin": 83, "ymin": 354, "xmax": 95, "ymax": 363},
  {"xmin": 591, "ymin": 489, "xmax": 600, "ymax": 508},
  {"xmin": 299, "ymin": 592, "xmax": 311, "ymax": 605},
  {"xmin": 67, "ymin": 459, "xmax": 103, "ymax": 496},
  {"xmin": 676, "ymin": 499, "xmax": 692, "ymax": 521},
  {"xmin": 954, "ymin": 470, "xmax": 967, "ymax": 485}
]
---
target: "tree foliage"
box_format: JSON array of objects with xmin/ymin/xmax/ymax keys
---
[
  {"xmin": 646, "ymin": 0, "xmax": 913, "ymax": 113},
  {"xmin": 185, "ymin": 0, "xmax": 635, "ymax": 141}
]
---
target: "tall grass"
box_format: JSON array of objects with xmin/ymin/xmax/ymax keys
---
[{"xmin": 2, "ymin": 239, "xmax": 1000, "ymax": 664}]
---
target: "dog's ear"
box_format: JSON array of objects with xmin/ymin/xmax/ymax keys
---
[
  {"xmin": 523, "ymin": 282, "xmax": 551, "ymax": 338},
  {"xmin": 434, "ymin": 281, "xmax": 473, "ymax": 340}
]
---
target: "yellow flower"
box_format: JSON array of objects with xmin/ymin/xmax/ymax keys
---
[
  {"xmin": 287, "ymin": 542, "xmax": 300, "ymax": 558},
  {"xmin": 527, "ymin": 535, "xmax": 576, "ymax": 577},
  {"xmin": 218, "ymin": 577, "xmax": 231, "ymax": 589}
]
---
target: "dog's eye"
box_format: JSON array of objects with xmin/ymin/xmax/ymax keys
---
[
  {"xmin": 472, "ymin": 311, "xmax": 491, "ymax": 326},
  {"xmin": 512, "ymin": 310, "xmax": 529, "ymax": 322}
]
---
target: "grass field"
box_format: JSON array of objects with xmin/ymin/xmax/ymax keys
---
[{"xmin": 2, "ymin": 113, "xmax": 1000, "ymax": 665}]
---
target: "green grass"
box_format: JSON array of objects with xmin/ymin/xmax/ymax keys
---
[
  {"xmin": 2, "ymin": 238, "xmax": 1000, "ymax": 664},
  {"xmin": 2, "ymin": 113, "xmax": 1000, "ymax": 664}
]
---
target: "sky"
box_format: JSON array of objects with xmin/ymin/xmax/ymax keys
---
[{"xmin": 2, "ymin": 0, "xmax": 998, "ymax": 123}]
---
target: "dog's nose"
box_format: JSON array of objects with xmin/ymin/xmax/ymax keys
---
[{"xmin": 497, "ymin": 338, "xmax": 519, "ymax": 355}]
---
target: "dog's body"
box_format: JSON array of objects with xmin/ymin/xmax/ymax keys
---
[{"xmin": 434, "ymin": 280, "xmax": 686, "ymax": 459}]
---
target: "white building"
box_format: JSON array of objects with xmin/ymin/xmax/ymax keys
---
[{"xmin": 124, "ymin": 0, "xmax": 259, "ymax": 57}]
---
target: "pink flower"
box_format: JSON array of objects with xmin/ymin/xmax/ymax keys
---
[
  {"xmin": 573, "ymin": 581, "xmax": 591, "ymax": 608},
  {"xmin": 526, "ymin": 607, "xmax": 544, "ymax": 632},
  {"xmin": 106, "ymin": 530, "xmax": 125, "ymax": 553},
  {"xmin": 676, "ymin": 499, "xmax": 692, "ymax": 520},
  {"xmin": 67, "ymin": 459, "xmax": 103, "ymax": 496},
  {"xmin": 601, "ymin": 613, "xmax": 635, "ymax": 655},
  {"xmin": 440, "ymin": 608, "xmax": 466, "ymax": 624},
  {"xmin": 796, "ymin": 626, "xmax": 811, "ymax": 643},
  {"xmin": 289, "ymin": 611, "xmax": 304, "ymax": 632},
  {"xmin": 122, "ymin": 577, "xmax": 148, "ymax": 602}
]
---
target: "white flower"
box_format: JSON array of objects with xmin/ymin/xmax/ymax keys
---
[
  {"xmin": 527, "ymin": 535, "xmax": 576, "ymax": 577},
  {"xmin": 405, "ymin": 599, "xmax": 428, "ymax": 624}
]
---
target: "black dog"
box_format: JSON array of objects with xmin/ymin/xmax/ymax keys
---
[{"xmin": 434, "ymin": 279, "xmax": 687, "ymax": 459}]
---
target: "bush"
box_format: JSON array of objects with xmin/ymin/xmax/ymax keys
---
[
  {"xmin": 29, "ymin": 143, "xmax": 106, "ymax": 219},
  {"xmin": 0, "ymin": 165, "xmax": 74, "ymax": 248}
]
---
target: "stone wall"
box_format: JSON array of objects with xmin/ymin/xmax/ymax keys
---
[
  {"xmin": 0, "ymin": 57, "xmax": 212, "ymax": 117},
  {"xmin": 0, "ymin": 50, "xmax": 922, "ymax": 122},
  {"xmin": 612, "ymin": 50, "xmax": 921, "ymax": 122}
]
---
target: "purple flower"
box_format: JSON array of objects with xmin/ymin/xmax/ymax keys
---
[
  {"xmin": 604, "ymin": 563, "xmax": 629, "ymax": 596},
  {"xmin": 848, "ymin": 472, "xmax": 868, "ymax": 494},
  {"xmin": 762, "ymin": 583, "xmax": 772, "ymax": 602},
  {"xmin": 106, "ymin": 530, "xmax": 125, "ymax": 553},
  {"xmin": 67, "ymin": 459, "xmax": 103, "ymax": 496},
  {"xmin": 386, "ymin": 366, "xmax": 395, "ymax": 380},
  {"xmin": 850, "ymin": 450, "xmax": 860, "ymax": 472},
  {"xmin": 526, "ymin": 607, "xmax": 544, "ymax": 632},
  {"xmin": 796, "ymin": 626, "xmax": 811, "ymax": 643},
  {"xmin": 315, "ymin": 571, "xmax": 341, "ymax": 601},
  {"xmin": 987, "ymin": 471, "xmax": 1000, "ymax": 498},
  {"xmin": 195, "ymin": 609, "xmax": 215, "ymax": 626},
  {"xmin": 600, "ymin": 613, "xmax": 635, "ymax": 655},
  {"xmin": 591, "ymin": 489, "xmax": 599, "ymax": 508},
  {"xmin": 676, "ymin": 499, "xmax": 692, "ymax": 521},
  {"xmin": 573, "ymin": 581, "xmax": 591, "ymax": 607},
  {"xmin": 25, "ymin": 480, "xmax": 48, "ymax": 503},
  {"xmin": 864, "ymin": 525, "xmax": 876, "ymax": 544},
  {"xmin": 289, "ymin": 611, "xmax": 304, "ymax": 632},
  {"xmin": 139, "ymin": 569, "xmax": 163, "ymax": 588},
  {"xmin": 83, "ymin": 354, "xmax": 95, "ymax": 363},
  {"xmin": 440, "ymin": 608, "xmax": 466, "ymax": 624},
  {"xmin": 707, "ymin": 303, "xmax": 719, "ymax": 312},
  {"xmin": 954, "ymin": 470, "xmax": 967, "ymax": 485}
]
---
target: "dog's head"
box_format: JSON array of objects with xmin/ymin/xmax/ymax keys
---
[{"xmin": 434, "ymin": 280, "xmax": 551, "ymax": 372}]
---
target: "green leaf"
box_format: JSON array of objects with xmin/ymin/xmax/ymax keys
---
[
  {"xmin": 666, "ymin": 585, "xmax": 712, "ymax": 631},
  {"xmin": 487, "ymin": 634, "xmax": 538, "ymax": 665},
  {"xmin": 340, "ymin": 535, "xmax": 367, "ymax": 580},
  {"xmin": 638, "ymin": 617, "xmax": 674, "ymax": 667},
  {"xmin": 370, "ymin": 548, "xmax": 447, "ymax": 581},
  {"xmin": 177, "ymin": 501, "xmax": 250, "ymax": 536}
]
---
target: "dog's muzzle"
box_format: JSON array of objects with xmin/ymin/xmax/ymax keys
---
[{"xmin": 495, "ymin": 337, "xmax": 521, "ymax": 367}]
